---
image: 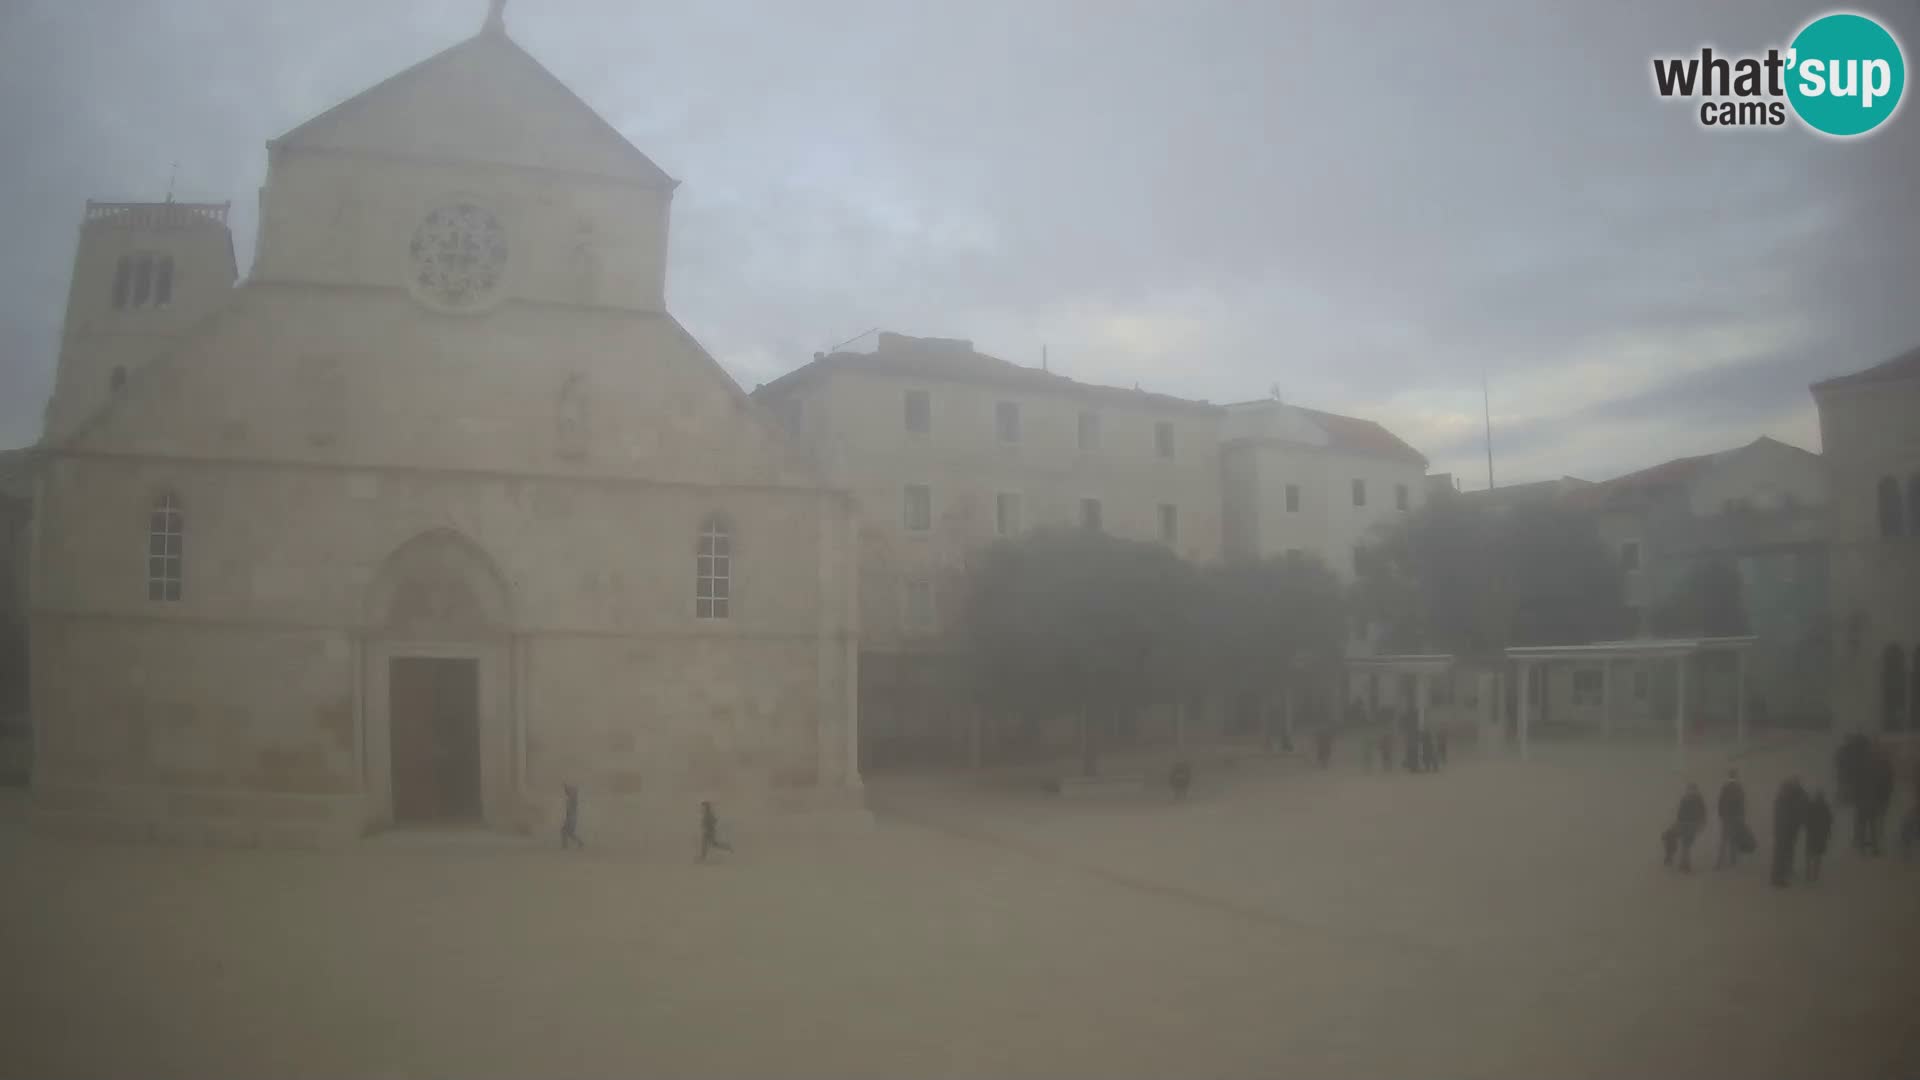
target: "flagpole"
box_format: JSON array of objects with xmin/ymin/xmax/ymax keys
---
[{"xmin": 1482, "ymin": 371, "xmax": 1495, "ymax": 491}]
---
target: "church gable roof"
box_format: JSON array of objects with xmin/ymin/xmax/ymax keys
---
[{"xmin": 270, "ymin": 25, "xmax": 676, "ymax": 189}]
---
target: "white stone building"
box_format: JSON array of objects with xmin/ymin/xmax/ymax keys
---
[
  {"xmin": 1220, "ymin": 399, "xmax": 1429, "ymax": 579},
  {"xmin": 28, "ymin": 11, "xmax": 863, "ymax": 847},
  {"xmin": 1813, "ymin": 346, "xmax": 1920, "ymax": 737},
  {"xmin": 752, "ymin": 335, "xmax": 1430, "ymax": 765}
]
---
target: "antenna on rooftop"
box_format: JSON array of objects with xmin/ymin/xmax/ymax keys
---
[
  {"xmin": 165, "ymin": 161, "xmax": 178, "ymax": 203},
  {"xmin": 826, "ymin": 327, "xmax": 879, "ymax": 354}
]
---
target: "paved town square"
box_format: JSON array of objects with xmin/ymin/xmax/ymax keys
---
[{"xmin": 5, "ymin": 739, "xmax": 1915, "ymax": 1080}]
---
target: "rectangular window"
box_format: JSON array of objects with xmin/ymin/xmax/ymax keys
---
[
  {"xmin": 153, "ymin": 256, "xmax": 174, "ymax": 307},
  {"xmin": 904, "ymin": 389, "xmax": 930, "ymax": 434},
  {"xmin": 696, "ymin": 520, "xmax": 731, "ymax": 620},
  {"xmin": 1285, "ymin": 547, "xmax": 1302, "ymax": 559},
  {"xmin": 1155, "ymin": 421, "xmax": 1175, "ymax": 459},
  {"xmin": 146, "ymin": 493, "xmax": 183, "ymax": 602},
  {"xmin": 1351, "ymin": 478, "xmax": 1366, "ymax": 507},
  {"xmin": 1285, "ymin": 483, "xmax": 1301, "ymax": 513},
  {"xmin": 1396, "ymin": 483, "xmax": 1409, "ymax": 511},
  {"xmin": 904, "ymin": 484, "xmax": 931, "ymax": 532},
  {"xmin": 111, "ymin": 256, "xmax": 131, "ymax": 309},
  {"xmin": 1159, "ymin": 503, "xmax": 1178, "ymax": 545},
  {"xmin": 1080, "ymin": 497, "xmax": 1103, "ymax": 531},
  {"xmin": 996, "ymin": 492, "xmax": 1022, "ymax": 537},
  {"xmin": 905, "ymin": 579, "xmax": 934, "ymax": 630},
  {"xmin": 996, "ymin": 400, "xmax": 1020, "ymax": 444},
  {"xmin": 1620, "ymin": 540, "xmax": 1641, "ymax": 571},
  {"xmin": 1077, "ymin": 410, "xmax": 1101, "ymax": 452},
  {"xmin": 1572, "ymin": 669, "xmax": 1603, "ymax": 706},
  {"xmin": 131, "ymin": 254, "xmax": 153, "ymax": 307}
]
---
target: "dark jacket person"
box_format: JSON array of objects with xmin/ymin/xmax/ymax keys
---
[{"xmin": 1668, "ymin": 783, "xmax": 1708, "ymax": 871}]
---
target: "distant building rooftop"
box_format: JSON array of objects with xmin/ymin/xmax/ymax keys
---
[
  {"xmin": 754, "ymin": 331, "xmax": 1221, "ymax": 414},
  {"xmin": 1564, "ymin": 436, "xmax": 1815, "ymax": 513},
  {"xmin": 1222, "ymin": 398, "xmax": 1428, "ymax": 466}
]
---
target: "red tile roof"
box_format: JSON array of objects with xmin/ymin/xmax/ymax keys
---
[
  {"xmin": 1564, "ymin": 436, "xmax": 1817, "ymax": 512},
  {"xmin": 1291, "ymin": 407, "xmax": 1428, "ymax": 465},
  {"xmin": 1812, "ymin": 344, "xmax": 1920, "ymax": 391},
  {"xmin": 753, "ymin": 333, "xmax": 1221, "ymax": 414}
]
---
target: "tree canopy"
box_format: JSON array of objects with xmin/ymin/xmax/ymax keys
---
[
  {"xmin": 962, "ymin": 527, "xmax": 1189, "ymax": 772},
  {"xmin": 961, "ymin": 529, "xmax": 1345, "ymax": 773},
  {"xmin": 1353, "ymin": 493, "xmax": 1627, "ymax": 655},
  {"xmin": 1651, "ymin": 556, "xmax": 1749, "ymax": 638}
]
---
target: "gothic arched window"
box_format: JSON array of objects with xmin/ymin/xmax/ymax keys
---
[
  {"xmin": 696, "ymin": 514, "xmax": 731, "ymax": 620},
  {"xmin": 147, "ymin": 491, "xmax": 183, "ymax": 601}
]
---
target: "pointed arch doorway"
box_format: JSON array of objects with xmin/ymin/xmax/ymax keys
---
[{"xmin": 363, "ymin": 530, "xmax": 519, "ymax": 830}]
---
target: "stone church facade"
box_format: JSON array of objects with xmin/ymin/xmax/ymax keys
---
[{"xmin": 28, "ymin": 14, "xmax": 862, "ymax": 848}]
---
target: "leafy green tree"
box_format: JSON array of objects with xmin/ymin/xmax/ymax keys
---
[
  {"xmin": 1354, "ymin": 494, "xmax": 1626, "ymax": 654},
  {"xmin": 1651, "ymin": 557, "xmax": 1749, "ymax": 637},
  {"xmin": 1197, "ymin": 553, "xmax": 1346, "ymax": 742},
  {"xmin": 962, "ymin": 527, "xmax": 1187, "ymax": 775}
]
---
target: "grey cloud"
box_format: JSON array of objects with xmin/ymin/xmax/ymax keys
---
[{"xmin": 2, "ymin": 0, "xmax": 1917, "ymax": 483}]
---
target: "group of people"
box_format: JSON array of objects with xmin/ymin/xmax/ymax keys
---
[
  {"xmin": 1834, "ymin": 733, "xmax": 1903, "ymax": 855},
  {"xmin": 1370, "ymin": 720, "xmax": 1448, "ymax": 774},
  {"xmin": 1666, "ymin": 735, "xmax": 1920, "ymax": 887},
  {"xmin": 1340, "ymin": 702, "xmax": 1447, "ymax": 774},
  {"xmin": 1665, "ymin": 769, "xmax": 1833, "ymax": 885},
  {"xmin": 556, "ymin": 784, "xmax": 734, "ymax": 862}
]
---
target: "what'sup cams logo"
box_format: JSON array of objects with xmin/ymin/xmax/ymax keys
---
[{"xmin": 1652, "ymin": 11, "xmax": 1905, "ymax": 136}]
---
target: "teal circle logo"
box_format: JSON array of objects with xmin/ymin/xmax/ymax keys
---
[{"xmin": 1786, "ymin": 13, "xmax": 1905, "ymax": 137}]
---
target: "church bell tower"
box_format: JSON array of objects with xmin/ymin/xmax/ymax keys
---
[{"xmin": 42, "ymin": 199, "xmax": 238, "ymax": 441}]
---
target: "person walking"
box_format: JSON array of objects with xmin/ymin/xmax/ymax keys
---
[
  {"xmin": 1314, "ymin": 726, "xmax": 1334, "ymax": 769},
  {"xmin": 1715, "ymin": 768, "xmax": 1747, "ymax": 868},
  {"xmin": 559, "ymin": 783, "xmax": 585, "ymax": 849},
  {"xmin": 1770, "ymin": 776, "xmax": 1809, "ymax": 888},
  {"xmin": 1667, "ymin": 782, "xmax": 1708, "ymax": 872},
  {"xmin": 698, "ymin": 800, "xmax": 733, "ymax": 862},
  {"xmin": 1435, "ymin": 727, "xmax": 1450, "ymax": 769},
  {"xmin": 1804, "ymin": 787, "xmax": 1833, "ymax": 882}
]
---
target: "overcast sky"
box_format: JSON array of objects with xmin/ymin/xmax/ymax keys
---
[{"xmin": 2, "ymin": 1, "xmax": 1916, "ymax": 485}]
